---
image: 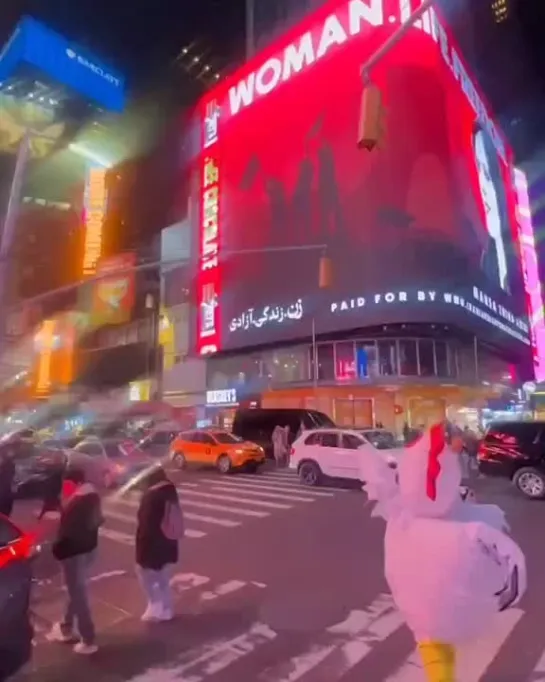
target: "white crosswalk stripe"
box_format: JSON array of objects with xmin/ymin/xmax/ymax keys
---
[
  {"xmin": 96, "ymin": 471, "xmax": 345, "ymax": 549},
  {"xmin": 32, "ymin": 568, "xmax": 545, "ymax": 680},
  {"xmin": 199, "ymin": 477, "xmax": 335, "ymax": 497},
  {"xmin": 116, "ymin": 578, "xmax": 545, "ymax": 682}
]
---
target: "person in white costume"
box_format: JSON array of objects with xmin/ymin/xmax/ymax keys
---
[{"xmin": 360, "ymin": 422, "xmax": 526, "ymax": 682}]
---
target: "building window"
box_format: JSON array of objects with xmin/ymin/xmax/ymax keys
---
[
  {"xmin": 207, "ymin": 354, "xmax": 263, "ymax": 390},
  {"xmin": 378, "ymin": 340, "xmax": 397, "ymax": 376},
  {"xmin": 335, "ymin": 342, "xmax": 356, "ymax": 380},
  {"xmin": 355, "ymin": 341, "xmax": 378, "ymax": 378},
  {"xmin": 419, "ymin": 339, "xmax": 436, "ymax": 376},
  {"xmin": 447, "ymin": 343, "xmax": 458, "ymax": 378},
  {"xmin": 310, "ymin": 343, "xmax": 335, "ymax": 381},
  {"xmin": 262, "ymin": 347, "xmax": 310, "ymax": 383},
  {"xmin": 398, "ymin": 339, "xmax": 418, "ymax": 376},
  {"xmin": 435, "ymin": 341, "xmax": 448, "ymax": 376}
]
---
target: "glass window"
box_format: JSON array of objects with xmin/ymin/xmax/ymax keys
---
[
  {"xmin": 447, "ymin": 343, "xmax": 458, "ymax": 377},
  {"xmin": 355, "ymin": 341, "xmax": 378, "ymax": 378},
  {"xmin": 310, "ymin": 344, "xmax": 335, "ymax": 381},
  {"xmin": 317, "ymin": 432, "xmax": 339, "ymax": 448},
  {"xmin": 104, "ymin": 443, "xmax": 123, "ymax": 458},
  {"xmin": 304, "ymin": 432, "xmax": 322, "ymax": 445},
  {"xmin": 197, "ymin": 433, "xmax": 216, "ymax": 445},
  {"xmin": 262, "ymin": 347, "xmax": 310, "ymax": 383},
  {"xmin": 0, "ymin": 517, "xmax": 20, "ymax": 548},
  {"xmin": 398, "ymin": 340, "xmax": 418, "ymax": 376},
  {"xmin": 419, "ymin": 339, "xmax": 436, "ymax": 376},
  {"xmin": 378, "ymin": 340, "xmax": 397, "ymax": 376},
  {"xmin": 212, "ymin": 432, "xmax": 243, "ymax": 444},
  {"xmin": 207, "ymin": 354, "xmax": 263, "ymax": 389},
  {"xmin": 335, "ymin": 342, "xmax": 356, "ymax": 380},
  {"xmin": 435, "ymin": 341, "xmax": 448, "ymax": 376},
  {"xmin": 341, "ymin": 433, "xmax": 363, "ymax": 449}
]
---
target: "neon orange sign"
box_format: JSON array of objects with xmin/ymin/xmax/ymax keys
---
[
  {"xmin": 83, "ymin": 167, "xmax": 108, "ymax": 276},
  {"xmin": 35, "ymin": 319, "xmax": 56, "ymax": 395}
]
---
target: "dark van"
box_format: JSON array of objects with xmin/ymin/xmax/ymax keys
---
[
  {"xmin": 232, "ymin": 408, "xmax": 335, "ymax": 458},
  {"xmin": 477, "ymin": 420, "xmax": 545, "ymax": 499}
]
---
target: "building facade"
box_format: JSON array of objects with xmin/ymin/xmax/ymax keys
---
[{"xmin": 172, "ymin": 0, "xmax": 539, "ymax": 433}]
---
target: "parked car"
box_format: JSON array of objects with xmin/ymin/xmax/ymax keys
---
[
  {"xmin": 137, "ymin": 426, "xmax": 180, "ymax": 459},
  {"xmin": 478, "ymin": 420, "xmax": 545, "ymax": 499},
  {"xmin": 232, "ymin": 408, "xmax": 335, "ymax": 458},
  {"xmin": 4, "ymin": 440, "xmax": 65, "ymax": 500},
  {"xmin": 289, "ymin": 428, "xmax": 400, "ymax": 486},
  {"xmin": 169, "ymin": 429, "xmax": 265, "ymax": 473},
  {"xmin": 0, "ymin": 515, "xmax": 36, "ymax": 680},
  {"xmin": 66, "ymin": 437, "xmax": 149, "ymax": 489}
]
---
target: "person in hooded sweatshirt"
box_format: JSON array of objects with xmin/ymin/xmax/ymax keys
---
[
  {"xmin": 136, "ymin": 465, "xmax": 182, "ymax": 622},
  {"xmin": 359, "ymin": 422, "xmax": 526, "ymax": 682},
  {"xmin": 47, "ymin": 466, "xmax": 103, "ymax": 655}
]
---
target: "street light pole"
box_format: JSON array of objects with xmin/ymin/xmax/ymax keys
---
[{"xmin": 360, "ymin": 0, "xmax": 437, "ymax": 80}]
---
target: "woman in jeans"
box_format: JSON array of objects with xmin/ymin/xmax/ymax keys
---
[{"xmin": 136, "ymin": 466, "xmax": 179, "ymax": 622}]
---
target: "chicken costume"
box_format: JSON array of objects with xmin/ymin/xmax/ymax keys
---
[{"xmin": 360, "ymin": 423, "xmax": 526, "ymax": 682}]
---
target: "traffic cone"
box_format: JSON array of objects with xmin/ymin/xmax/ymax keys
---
[{"xmin": 417, "ymin": 641, "xmax": 456, "ymax": 682}]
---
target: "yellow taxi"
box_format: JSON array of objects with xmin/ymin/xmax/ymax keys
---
[{"xmin": 169, "ymin": 429, "xmax": 265, "ymax": 474}]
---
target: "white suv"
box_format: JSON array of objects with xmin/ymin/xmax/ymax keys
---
[{"xmin": 290, "ymin": 428, "xmax": 401, "ymax": 486}]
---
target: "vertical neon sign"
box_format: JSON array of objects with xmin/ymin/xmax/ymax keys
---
[
  {"xmin": 82, "ymin": 166, "xmax": 108, "ymax": 277},
  {"xmin": 514, "ymin": 168, "xmax": 545, "ymax": 381},
  {"xmin": 197, "ymin": 101, "xmax": 221, "ymax": 355}
]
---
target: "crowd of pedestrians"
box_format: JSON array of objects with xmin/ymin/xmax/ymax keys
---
[{"xmin": 0, "ymin": 450, "xmax": 185, "ymax": 657}]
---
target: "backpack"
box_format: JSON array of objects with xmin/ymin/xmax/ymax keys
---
[{"xmin": 161, "ymin": 498, "xmax": 185, "ymax": 540}]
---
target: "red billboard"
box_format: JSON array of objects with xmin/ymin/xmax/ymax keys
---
[{"xmin": 195, "ymin": 0, "xmax": 529, "ymax": 355}]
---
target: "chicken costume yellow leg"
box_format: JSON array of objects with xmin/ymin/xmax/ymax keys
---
[
  {"xmin": 359, "ymin": 422, "xmax": 526, "ymax": 682},
  {"xmin": 417, "ymin": 641, "xmax": 455, "ymax": 682}
]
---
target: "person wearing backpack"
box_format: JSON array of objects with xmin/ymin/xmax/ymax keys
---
[{"xmin": 136, "ymin": 465, "xmax": 183, "ymax": 622}]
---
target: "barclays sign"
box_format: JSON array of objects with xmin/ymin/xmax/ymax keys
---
[
  {"xmin": 65, "ymin": 48, "xmax": 122, "ymax": 88},
  {"xmin": 0, "ymin": 17, "xmax": 125, "ymax": 112}
]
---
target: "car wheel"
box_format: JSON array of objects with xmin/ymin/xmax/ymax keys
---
[
  {"xmin": 217, "ymin": 454, "xmax": 232, "ymax": 474},
  {"xmin": 298, "ymin": 461, "xmax": 322, "ymax": 487},
  {"xmin": 173, "ymin": 452, "xmax": 186, "ymax": 470},
  {"xmin": 513, "ymin": 467, "xmax": 545, "ymax": 499}
]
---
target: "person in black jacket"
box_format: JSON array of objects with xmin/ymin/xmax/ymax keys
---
[
  {"xmin": 0, "ymin": 447, "xmax": 16, "ymax": 517},
  {"xmin": 47, "ymin": 467, "xmax": 103, "ymax": 655},
  {"xmin": 136, "ymin": 466, "xmax": 179, "ymax": 622}
]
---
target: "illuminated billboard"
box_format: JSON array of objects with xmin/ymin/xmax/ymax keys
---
[
  {"xmin": 514, "ymin": 169, "xmax": 545, "ymax": 381},
  {"xmin": 0, "ymin": 17, "xmax": 124, "ymax": 112},
  {"xmin": 92, "ymin": 253, "xmax": 136, "ymax": 326},
  {"xmin": 82, "ymin": 166, "xmax": 108, "ymax": 277},
  {"xmin": 195, "ymin": 0, "xmax": 529, "ymax": 355}
]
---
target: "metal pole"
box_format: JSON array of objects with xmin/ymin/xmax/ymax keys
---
[
  {"xmin": 474, "ymin": 336, "xmax": 479, "ymax": 382},
  {"xmin": 246, "ymin": 0, "xmax": 255, "ymax": 59},
  {"xmin": 0, "ymin": 132, "xmax": 31, "ymax": 314},
  {"xmin": 360, "ymin": 0, "xmax": 437, "ymax": 79},
  {"xmin": 312, "ymin": 317, "xmax": 318, "ymax": 394},
  {"xmin": 7, "ymin": 243, "xmax": 329, "ymax": 314}
]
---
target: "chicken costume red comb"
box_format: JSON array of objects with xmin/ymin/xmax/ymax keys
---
[{"xmin": 426, "ymin": 423, "xmax": 446, "ymax": 501}]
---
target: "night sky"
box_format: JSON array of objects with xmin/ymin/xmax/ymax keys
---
[{"xmin": 0, "ymin": 0, "xmax": 247, "ymax": 87}]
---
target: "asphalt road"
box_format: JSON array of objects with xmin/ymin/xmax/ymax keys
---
[{"xmin": 10, "ymin": 466, "xmax": 545, "ymax": 682}]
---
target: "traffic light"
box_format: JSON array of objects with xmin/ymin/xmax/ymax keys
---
[{"xmin": 357, "ymin": 83, "xmax": 386, "ymax": 151}]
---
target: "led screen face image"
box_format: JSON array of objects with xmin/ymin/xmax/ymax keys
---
[{"xmin": 195, "ymin": 0, "xmax": 528, "ymax": 354}]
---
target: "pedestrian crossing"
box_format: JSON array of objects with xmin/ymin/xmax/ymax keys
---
[
  {"xmin": 98, "ymin": 574, "xmax": 542, "ymax": 682},
  {"xmin": 99, "ymin": 470, "xmax": 340, "ymax": 548}
]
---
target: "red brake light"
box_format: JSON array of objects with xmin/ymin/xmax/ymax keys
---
[{"xmin": 0, "ymin": 533, "xmax": 36, "ymax": 569}]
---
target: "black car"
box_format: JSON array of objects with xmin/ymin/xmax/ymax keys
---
[
  {"xmin": 0, "ymin": 515, "xmax": 36, "ymax": 679},
  {"xmin": 232, "ymin": 408, "xmax": 335, "ymax": 458},
  {"xmin": 478, "ymin": 421, "xmax": 545, "ymax": 499},
  {"xmin": 1, "ymin": 440, "xmax": 65, "ymax": 501}
]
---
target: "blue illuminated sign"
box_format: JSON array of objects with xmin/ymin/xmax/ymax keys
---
[{"xmin": 0, "ymin": 17, "xmax": 125, "ymax": 111}]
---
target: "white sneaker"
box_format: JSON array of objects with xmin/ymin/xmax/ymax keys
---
[
  {"xmin": 158, "ymin": 607, "xmax": 174, "ymax": 622},
  {"xmin": 73, "ymin": 642, "xmax": 98, "ymax": 655},
  {"xmin": 141, "ymin": 604, "xmax": 162, "ymax": 622},
  {"xmin": 46, "ymin": 623, "xmax": 73, "ymax": 643}
]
